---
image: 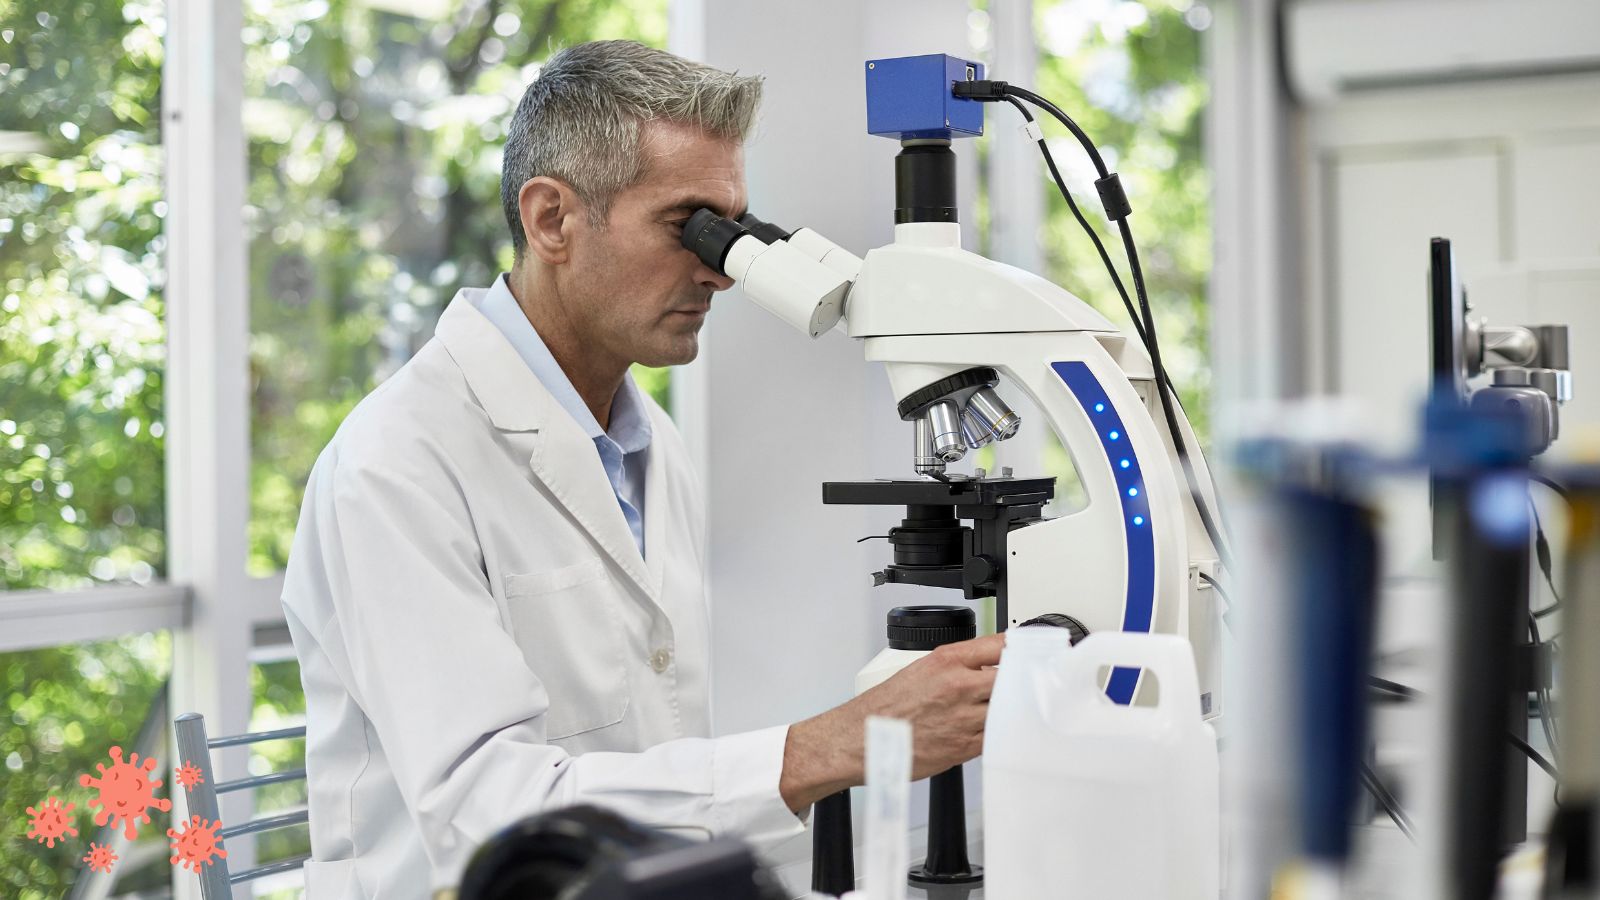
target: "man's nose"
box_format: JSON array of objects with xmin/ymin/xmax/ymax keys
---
[{"xmin": 695, "ymin": 261, "xmax": 735, "ymax": 292}]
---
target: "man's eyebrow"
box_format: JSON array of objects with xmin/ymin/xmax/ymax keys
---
[{"xmin": 662, "ymin": 199, "xmax": 748, "ymax": 220}]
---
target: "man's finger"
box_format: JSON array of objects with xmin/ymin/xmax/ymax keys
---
[{"xmin": 946, "ymin": 632, "xmax": 1007, "ymax": 669}]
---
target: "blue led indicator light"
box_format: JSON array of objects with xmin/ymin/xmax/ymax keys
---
[
  {"xmin": 1128, "ymin": 487, "xmax": 1139, "ymax": 497},
  {"xmin": 1053, "ymin": 360, "xmax": 1153, "ymax": 707}
]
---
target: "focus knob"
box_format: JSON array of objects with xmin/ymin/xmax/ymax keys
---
[
  {"xmin": 963, "ymin": 555, "xmax": 999, "ymax": 590},
  {"xmin": 1016, "ymin": 613, "xmax": 1090, "ymax": 646}
]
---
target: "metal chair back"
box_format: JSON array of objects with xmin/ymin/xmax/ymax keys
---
[{"xmin": 173, "ymin": 712, "xmax": 309, "ymax": 899}]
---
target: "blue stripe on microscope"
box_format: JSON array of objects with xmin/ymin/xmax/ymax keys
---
[{"xmin": 1050, "ymin": 361, "xmax": 1155, "ymax": 705}]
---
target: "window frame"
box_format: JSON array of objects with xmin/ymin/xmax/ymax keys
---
[
  {"xmin": 0, "ymin": 1, "xmax": 705, "ymax": 891},
  {"xmin": 0, "ymin": 0, "xmax": 265, "ymax": 889}
]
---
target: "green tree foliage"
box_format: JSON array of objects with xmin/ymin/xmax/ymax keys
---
[
  {"xmin": 1035, "ymin": 0, "xmax": 1211, "ymax": 437},
  {"xmin": 0, "ymin": 634, "xmax": 171, "ymax": 899},
  {"xmin": 0, "ymin": 0, "xmax": 173, "ymax": 888},
  {"xmin": 976, "ymin": 0, "xmax": 1210, "ymax": 507},
  {"xmin": 0, "ymin": 0, "xmax": 167, "ymax": 591},
  {"xmin": 245, "ymin": 0, "xmax": 670, "ymax": 574}
]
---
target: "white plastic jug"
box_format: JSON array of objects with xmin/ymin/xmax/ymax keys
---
[{"xmin": 982, "ymin": 628, "xmax": 1220, "ymax": 900}]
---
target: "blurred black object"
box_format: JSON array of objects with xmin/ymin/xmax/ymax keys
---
[{"xmin": 457, "ymin": 805, "xmax": 789, "ymax": 900}]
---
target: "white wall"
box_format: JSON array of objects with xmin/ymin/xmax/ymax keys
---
[
  {"xmin": 1208, "ymin": 5, "xmax": 1600, "ymax": 889},
  {"xmin": 1207, "ymin": 0, "xmax": 1311, "ymax": 408},
  {"xmin": 1303, "ymin": 73, "xmax": 1600, "ymax": 571},
  {"xmin": 1285, "ymin": 17, "xmax": 1600, "ymax": 859},
  {"xmin": 679, "ymin": 0, "xmax": 984, "ymax": 867},
  {"xmin": 694, "ymin": 0, "xmax": 976, "ymax": 737}
]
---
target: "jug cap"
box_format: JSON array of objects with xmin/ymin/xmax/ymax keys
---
[{"xmin": 1002, "ymin": 626, "xmax": 1073, "ymax": 654}]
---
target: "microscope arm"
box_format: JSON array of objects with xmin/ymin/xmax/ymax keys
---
[{"xmin": 850, "ymin": 220, "xmax": 1224, "ymax": 711}]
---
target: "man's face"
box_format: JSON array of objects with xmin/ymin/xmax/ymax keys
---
[{"xmin": 559, "ymin": 120, "xmax": 746, "ymax": 369}]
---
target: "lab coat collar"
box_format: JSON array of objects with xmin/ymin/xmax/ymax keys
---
[
  {"xmin": 435, "ymin": 290, "xmax": 662, "ymax": 603},
  {"xmin": 435, "ymin": 288, "xmax": 551, "ymax": 433},
  {"xmin": 479, "ymin": 273, "xmax": 653, "ymax": 456}
]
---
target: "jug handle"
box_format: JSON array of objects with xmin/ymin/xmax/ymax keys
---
[{"xmin": 1055, "ymin": 631, "xmax": 1204, "ymax": 719}]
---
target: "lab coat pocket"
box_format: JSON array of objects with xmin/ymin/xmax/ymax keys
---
[
  {"xmin": 504, "ymin": 558, "xmax": 630, "ymax": 740},
  {"xmin": 301, "ymin": 857, "xmax": 359, "ymax": 899}
]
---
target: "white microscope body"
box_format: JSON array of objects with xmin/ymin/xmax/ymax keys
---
[{"xmin": 843, "ymin": 219, "xmax": 1221, "ymax": 711}]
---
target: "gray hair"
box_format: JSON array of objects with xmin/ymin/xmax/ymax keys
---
[{"xmin": 501, "ymin": 40, "xmax": 763, "ymax": 256}]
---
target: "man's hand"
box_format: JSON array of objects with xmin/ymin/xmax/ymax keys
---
[{"xmin": 778, "ymin": 633, "xmax": 1006, "ymax": 814}]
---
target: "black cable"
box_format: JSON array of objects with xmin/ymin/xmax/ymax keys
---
[
  {"xmin": 1529, "ymin": 498, "xmax": 1563, "ymax": 618},
  {"xmin": 1369, "ymin": 676, "xmax": 1422, "ymax": 701},
  {"xmin": 1197, "ymin": 571, "xmax": 1230, "ymax": 607},
  {"xmin": 989, "ymin": 84, "xmax": 1235, "ymax": 573},
  {"xmin": 1363, "ymin": 678, "xmax": 1559, "ymax": 785},
  {"xmin": 1360, "ymin": 760, "xmax": 1417, "ymax": 842},
  {"xmin": 1355, "ymin": 676, "xmax": 1562, "ymax": 822},
  {"xmin": 1002, "ymin": 96, "xmax": 1149, "ymax": 349},
  {"xmin": 1001, "ymin": 85, "xmax": 1110, "ymax": 176},
  {"xmin": 1115, "ymin": 212, "xmax": 1234, "ymax": 573},
  {"xmin": 1531, "ymin": 471, "xmax": 1571, "ymax": 503},
  {"xmin": 1529, "ymin": 612, "xmax": 1561, "ymax": 762},
  {"xmin": 1004, "ymin": 94, "xmax": 1233, "ymax": 536},
  {"xmin": 1509, "ymin": 732, "xmax": 1561, "ymax": 782}
]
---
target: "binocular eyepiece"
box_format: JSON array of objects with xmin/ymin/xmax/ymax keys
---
[{"xmin": 677, "ymin": 208, "xmax": 849, "ymax": 338}]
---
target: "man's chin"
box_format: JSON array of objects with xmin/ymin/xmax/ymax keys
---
[{"xmin": 638, "ymin": 335, "xmax": 700, "ymax": 368}]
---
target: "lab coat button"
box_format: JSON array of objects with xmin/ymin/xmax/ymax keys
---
[{"xmin": 650, "ymin": 647, "xmax": 672, "ymax": 673}]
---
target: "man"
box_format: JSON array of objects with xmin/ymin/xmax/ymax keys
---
[{"xmin": 282, "ymin": 39, "xmax": 1003, "ymax": 898}]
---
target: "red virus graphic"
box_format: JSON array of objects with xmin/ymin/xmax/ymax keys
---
[
  {"xmin": 82, "ymin": 842, "xmax": 119, "ymax": 874},
  {"xmin": 167, "ymin": 815, "xmax": 228, "ymax": 872},
  {"xmin": 24, "ymin": 796, "xmax": 79, "ymax": 847},
  {"xmin": 78, "ymin": 746, "xmax": 172, "ymax": 839},
  {"xmin": 174, "ymin": 760, "xmax": 205, "ymax": 791}
]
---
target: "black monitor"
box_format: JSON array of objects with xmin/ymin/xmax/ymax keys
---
[
  {"xmin": 1428, "ymin": 236, "xmax": 1466, "ymax": 561},
  {"xmin": 1429, "ymin": 236, "xmax": 1468, "ymax": 407}
]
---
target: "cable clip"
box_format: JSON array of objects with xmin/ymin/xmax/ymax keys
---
[
  {"xmin": 1019, "ymin": 120, "xmax": 1044, "ymax": 142},
  {"xmin": 1096, "ymin": 172, "xmax": 1133, "ymax": 221}
]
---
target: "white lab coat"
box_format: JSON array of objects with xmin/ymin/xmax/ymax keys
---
[{"xmin": 281, "ymin": 288, "xmax": 807, "ymax": 899}]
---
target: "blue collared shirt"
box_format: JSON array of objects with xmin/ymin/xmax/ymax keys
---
[{"xmin": 478, "ymin": 274, "xmax": 652, "ymax": 559}]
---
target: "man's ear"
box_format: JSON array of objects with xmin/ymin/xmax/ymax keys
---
[{"xmin": 517, "ymin": 176, "xmax": 582, "ymax": 265}]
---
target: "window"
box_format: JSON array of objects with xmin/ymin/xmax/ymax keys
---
[
  {"xmin": 1, "ymin": 3, "xmax": 171, "ymax": 893},
  {"xmin": 974, "ymin": 0, "xmax": 1212, "ymax": 515},
  {"xmin": 1, "ymin": 633, "xmax": 173, "ymax": 897},
  {"xmin": 4, "ymin": 1, "xmax": 677, "ymax": 893},
  {"xmin": 1034, "ymin": 0, "xmax": 1212, "ymax": 431},
  {"xmin": 248, "ymin": 652, "xmax": 309, "ymax": 898},
  {"xmin": 245, "ymin": 0, "xmax": 671, "ymax": 575},
  {"xmin": 0, "ymin": 0, "xmax": 167, "ymax": 592}
]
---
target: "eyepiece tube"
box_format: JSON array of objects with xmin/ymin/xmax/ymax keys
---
[
  {"xmin": 727, "ymin": 210, "xmax": 863, "ymax": 282},
  {"xmin": 786, "ymin": 228, "xmax": 865, "ymax": 282},
  {"xmin": 681, "ymin": 207, "xmax": 849, "ymax": 338},
  {"xmin": 737, "ymin": 212, "xmax": 792, "ymax": 245},
  {"xmin": 683, "ymin": 208, "xmax": 749, "ymax": 275}
]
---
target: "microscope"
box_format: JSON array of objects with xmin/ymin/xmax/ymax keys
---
[{"xmin": 682, "ymin": 53, "xmax": 1225, "ymax": 895}]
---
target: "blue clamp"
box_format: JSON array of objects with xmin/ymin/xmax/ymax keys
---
[{"xmin": 865, "ymin": 53, "xmax": 986, "ymax": 141}]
